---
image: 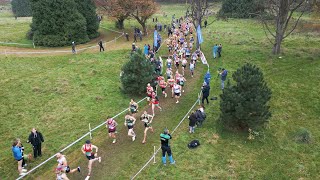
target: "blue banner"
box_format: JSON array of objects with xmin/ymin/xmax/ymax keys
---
[
  {"xmin": 197, "ymin": 25, "xmax": 203, "ymax": 44},
  {"xmin": 154, "ymin": 30, "xmax": 158, "ymax": 47}
]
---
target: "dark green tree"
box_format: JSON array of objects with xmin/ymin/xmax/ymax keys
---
[
  {"xmin": 219, "ymin": 63, "xmax": 272, "ymax": 131},
  {"xmin": 75, "ymin": 0, "xmax": 99, "ymax": 39},
  {"xmin": 30, "ymin": 0, "xmax": 89, "ymax": 47},
  {"xmin": 121, "ymin": 49, "xmax": 155, "ymax": 95},
  {"xmin": 218, "ymin": 0, "xmax": 264, "ymax": 18},
  {"xmin": 11, "ymin": 0, "xmax": 32, "ymax": 17}
]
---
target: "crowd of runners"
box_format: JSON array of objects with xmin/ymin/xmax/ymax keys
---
[{"xmin": 12, "ymin": 16, "xmax": 210, "ymax": 180}]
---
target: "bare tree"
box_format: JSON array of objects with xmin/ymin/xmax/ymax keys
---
[
  {"xmin": 187, "ymin": 0, "xmax": 212, "ymax": 49},
  {"xmin": 261, "ymin": 0, "xmax": 308, "ymax": 54}
]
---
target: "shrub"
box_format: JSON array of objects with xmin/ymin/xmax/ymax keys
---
[
  {"xmin": 121, "ymin": 49, "xmax": 155, "ymax": 95},
  {"xmin": 294, "ymin": 128, "xmax": 312, "ymax": 143},
  {"xmin": 75, "ymin": 0, "xmax": 99, "ymax": 39},
  {"xmin": 218, "ymin": 0, "xmax": 265, "ymax": 18},
  {"xmin": 219, "ymin": 63, "xmax": 272, "ymax": 131}
]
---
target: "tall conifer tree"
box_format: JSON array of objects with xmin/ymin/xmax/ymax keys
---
[
  {"xmin": 75, "ymin": 0, "xmax": 99, "ymax": 39},
  {"xmin": 220, "ymin": 63, "xmax": 272, "ymax": 131},
  {"xmin": 30, "ymin": 0, "xmax": 89, "ymax": 47},
  {"xmin": 121, "ymin": 49, "xmax": 155, "ymax": 95}
]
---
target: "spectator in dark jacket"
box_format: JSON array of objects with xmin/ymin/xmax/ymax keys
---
[
  {"xmin": 28, "ymin": 128, "xmax": 44, "ymax": 158},
  {"xmin": 201, "ymin": 82, "xmax": 210, "ymax": 104},
  {"xmin": 220, "ymin": 68, "xmax": 228, "ymax": 90},
  {"xmin": 217, "ymin": 44, "xmax": 222, "ymax": 57},
  {"xmin": 188, "ymin": 112, "xmax": 198, "ymax": 133}
]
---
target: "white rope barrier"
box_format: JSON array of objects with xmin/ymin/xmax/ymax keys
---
[
  {"xmin": 130, "ymin": 46, "xmax": 211, "ymax": 179},
  {"xmin": 130, "ymin": 98, "xmax": 200, "ymax": 180},
  {"xmin": 0, "ymin": 42, "xmax": 33, "ymax": 46},
  {"xmin": 16, "ymin": 97, "xmax": 147, "ymax": 180}
]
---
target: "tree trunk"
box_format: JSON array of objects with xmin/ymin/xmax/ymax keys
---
[
  {"xmin": 272, "ymin": 0, "xmax": 289, "ymax": 55},
  {"xmin": 116, "ymin": 19, "xmax": 125, "ymax": 30},
  {"xmin": 142, "ymin": 23, "xmax": 147, "ymax": 36}
]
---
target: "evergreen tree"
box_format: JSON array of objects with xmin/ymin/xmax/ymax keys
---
[
  {"xmin": 11, "ymin": 0, "xmax": 32, "ymax": 17},
  {"xmin": 218, "ymin": 0, "xmax": 265, "ymax": 18},
  {"xmin": 121, "ymin": 49, "xmax": 155, "ymax": 95},
  {"xmin": 219, "ymin": 63, "xmax": 272, "ymax": 131},
  {"xmin": 75, "ymin": 0, "xmax": 99, "ymax": 39},
  {"xmin": 30, "ymin": 0, "xmax": 89, "ymax": 47}
]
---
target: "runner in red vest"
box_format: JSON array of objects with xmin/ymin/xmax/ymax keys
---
[
  {"xmin": 146, "ymin": 83, "xmax": 154, "ymax": 102},
  {"xmin": 106, "ymin": 117, "xmax": 118, "ymax": 144},
  {"xmin": 159, "ymin": 77, "xmax": 168, "ymax": 98},
  {"xmin": 81, "ymin": 140, "xmax": 101, "ymax": 180}
]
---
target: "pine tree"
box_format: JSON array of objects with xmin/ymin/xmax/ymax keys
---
[
  {"xmin": 75, "ymin": 0, "xmax": 99, "ymax": 39},
  {"xmin": 30, "ymin": 0, "xmax": 89, "ymax": 47},
  {"xmin": 11, "ymin": 0, "xmax": 32, "ymax": 17},
  {"xmin": 121, "ymin": 49, "xmax": 155, "ymax": 95},
  {"xmin": 219, "ymin": 63, "xmax": 272, "ymax": 131},
  {"xmin": 218, "ymin": 0, "xmax": 265, "ymax": 18}
]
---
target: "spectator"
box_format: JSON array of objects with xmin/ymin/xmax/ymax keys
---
[
  {"xmin": 27, "ymin": 128, "xmax": 44, "ymax": 159},
  {"xmin": 204, "ymin": 20, "xmax": 208, "ymax": 28},
  {"xmin": 98, "ymin": 40, "xmax": 104, "ymax": 52},
  {"xmin": 125, "ymin": 33, "xmax": 129, "ymax": 41},
  {"xmin": 12, "ymin": 138, "xmax": 27, "ymax": 175},
  {"xmin": 144, "ymin": 44, "xmax": 148, "ymax": 56},
  {"xmin": 201, "ymin": 82, "xmax": 210, "ymax": 104},
  {"xmin": 218, "ymin": 44, "xmax": 222, "ymax": 57},
  {"xmin": 188, "ymin": 112, "xmax": 197, "ymax": 133},
  {"xmin": 196, "ymin": 105, "xmax": 206, "ymax": 127},
  {"xmin": 220, "ymin": 68, "xmax": 228, "ymax": 90},
  {"xmin": 213, "ymin": 44, "xmax": 218, "ymax": 59},
  {"xmin": 160, "ymin": 129, "xmax": 175, "ymax": 165},
  {"xmin": 71, "ymin": 41, "xmax": 76, "ymax": 54}
]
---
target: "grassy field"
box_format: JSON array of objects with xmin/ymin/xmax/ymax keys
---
[{"xmin": 0, "ymin": 2, "xmax": 319, "ymax": 180}]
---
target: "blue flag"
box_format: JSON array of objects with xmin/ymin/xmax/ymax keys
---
[
  {"xmin": 197, "ymin": 25, "xmax": 203, "ymax": 44},
  {"xmin": 154, "ymin": 30, "xmax": 158, "ymax": 47}
]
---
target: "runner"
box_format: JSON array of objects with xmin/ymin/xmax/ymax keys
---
[
  {"xmin": 146, "ymin": 83, "xmax": 154, "ymax": 102},
  {"xmin": 159, "ymin": 77, "xmax": 168, "ymax": 98},
  {"xmin": 128, "ymin": 99, "xmax": 139, "ymax": 115},
  {"xmin": 106, "ymin": 117, "xmax": 118, "ymax": 144},
  {"xmin": 178, "ymin": 75, "xmax": 187, "ymax": 93},
  {"xmin": 55, "ymin": 152, "xmax": 80, "ymax": 180},
  {"xmin": 190, "ymin": 60, "xmax": 195, "ymax": 77},
  {"xmin": 124, "ymin": 112, "xmax": 137, "ymax": 141},
  {"xmin": 166, "ymin": 68, "xmax": 173, "ymax": 79},
  {"xmin": 173, "ymin": 82, "xmax": 182, "ymax": 103},
  {"xmin": 81, "ymin": 140, "xmax": 101, "ymax": 180},
  {"xmin": 181, "ymin": 57, "xmax": 187, "ymax": 76},
  {"xmin": 174, "ymin": 56, "xmax": 180, "ymax": 69},
  {"xmin": 140, "ymin": 111, "xmax": 154, "ymax": 144},
  {"xmin": 167, "ymin": 77, "xmax": 175, "ymax": 98},
  {"xmin": 166, "ymin": 56, "xmax": 172, "ymax": 69},
  {"xmin": 150, "ymin": 93, "xmax": 162, "ymax": 116}
]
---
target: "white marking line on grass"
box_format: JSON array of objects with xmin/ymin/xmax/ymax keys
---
[
  {"xmin": 130, "ymin": 98, "xmax": 200, "ymax": 180},
  {"xmin": 0, "ymin": 42, "xmax": 32, "ymax": 46},
  {"xmin": 16, "ymin": 97, "xmax": 147, "ymax": 180}
]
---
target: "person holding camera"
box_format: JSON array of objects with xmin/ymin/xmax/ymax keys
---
[
  {"xmin": 12, "ymin": 138, "xmax": 28, "ymax": 176},
  {"xmin": 27, "ymin": 128, "xmax": 44, "ymax": 159},
  {"xmin": 220, "ymin": 68, "xmax": 228, "ymax": 90},
  {"xmin": 201, "ymin": 82, "xmax": 210, "ymax": 104},
  {"xmin": 160, "ymin": 129, "xmax": 175, "ymax": 165}
]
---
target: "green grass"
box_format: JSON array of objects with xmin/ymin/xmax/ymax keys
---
[
  {"xmin": 0, "ymin": 2, "xmax": 320, "ymax": 180},
  {"xmin": 0, "ymin": 51, "xmax": 143, "ymax": 179}
]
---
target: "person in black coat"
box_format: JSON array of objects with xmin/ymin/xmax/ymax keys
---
[
  {"xmin": 27, "ymin": 128, "xmax": 44, "ymax": 158},
  {"xmin": 201, "ymin": 82, "xmax": 210, "ymax": 104},
  {"xmin": 188, "ymin": 112, "xmax": 198, "ymax": 133}
]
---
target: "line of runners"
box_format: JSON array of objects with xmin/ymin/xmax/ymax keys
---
[{"xmin": 54, "ymin": 17, "xmax": 204, "ymax": 179}]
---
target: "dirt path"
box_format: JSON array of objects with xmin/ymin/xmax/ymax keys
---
[{"xmin": 0, "ymin": 29, "xmax": 154, "ymax": 57}]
